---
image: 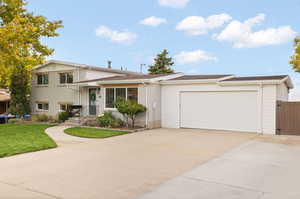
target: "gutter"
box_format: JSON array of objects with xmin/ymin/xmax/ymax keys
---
[
  {"xmin": 142, "ymin": 81, "xmax": 149, "ymax": 128},
  {"xmin": 218, "ymin": 80, "xmax": 287, "ymax": 87}
]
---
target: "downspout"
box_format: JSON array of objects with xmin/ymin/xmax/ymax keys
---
[
  {"xmin": 143, "ymin": 82, "xmax": 149, "ymax": 128},
  {"xmin": 78, "ymin": 68, "xmax": 81, "ymax": 105}
]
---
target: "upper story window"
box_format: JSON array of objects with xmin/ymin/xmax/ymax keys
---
[
  {"xmin": 105, "ymin": 87, "xmax": 138, "ymax": 108},
  {"xmin": 37, "ymin": 74, "xmax": 49, "ymax": 85},
  {"xmin": 59, "ymin": 72, "xmax": 73, "ymax": 84}
]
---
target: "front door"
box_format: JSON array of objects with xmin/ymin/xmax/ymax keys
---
[{"xmin": 89, "ymin": 88, "xmax": 97, "ymax": 115}]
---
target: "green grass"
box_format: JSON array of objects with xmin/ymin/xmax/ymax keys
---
[
  {"xmin": 64, "ymin": 127, "xmax": 130, "ymax": 138},
  {"xmin": 0, "ymin": 124, "xmax": 57, "ymax": 158}
]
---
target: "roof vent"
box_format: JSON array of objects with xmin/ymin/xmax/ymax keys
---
[{"xmin": 107, "ymin": 61, "xmax": 112, "ymax": 69}]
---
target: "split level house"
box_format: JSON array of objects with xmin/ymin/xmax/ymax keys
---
[{"xmin": 31, "ymin": 60, "xmax": 294, "ymax": 135}]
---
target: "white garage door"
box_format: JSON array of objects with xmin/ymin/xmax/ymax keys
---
[{"xmin": 180, "ymin": 91, "xmax": 259, "ymax": 133}]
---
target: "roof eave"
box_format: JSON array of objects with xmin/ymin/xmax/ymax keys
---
[
  {"xmin": 97, "ymin": 79, "xmax": 151, "ymax": 85},
  {"xmin": 33, "ymin": 60, "xmax": 142, "ymax": 75},
  {"xmin": 218, "ymin": 79, "xmax": 290, "ymax": 87},
  {"xmin": 160, "ymin": 79, "xmax": 223, "ymax": 85},
  {"xmin": 160, "ymin": 75, "xmax": 235, "ymax": 85}
]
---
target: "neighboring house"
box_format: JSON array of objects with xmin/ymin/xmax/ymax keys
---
[
  {"xmin": 0, "ymin": 89, "xmax": 10, "ymax": 114},
  {"xmin": 31, "ymin": 60, "xmax": 294, "ymax": 135}
]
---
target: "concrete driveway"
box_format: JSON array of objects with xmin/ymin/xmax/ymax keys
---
[
  {"xmin": 0, "ymin": 127, "xmax": 253, "ymax": 199},
  {"xmin": 138, "ymin": 137, "xmax": 300, "ymax": 199}
]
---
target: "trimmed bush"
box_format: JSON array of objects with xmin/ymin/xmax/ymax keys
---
[
  {"xmin": 97, "ymin": 111, "xmax": 117, "ymax": 127},
  {"xmin": 58, "ymin": 111, "xmax": 70, "ymax": 122},
  {"xmin": 8, "ymin": 118, "xmax": 22, "ymax": 124},
  {"xmin": 115, "ymin": 98, "xmax": 146, "ymax": 128},
  {"xmin": 111, "ymin": 118, "xmax": 125, "ymax": 128},
  {"xmin": 32, "ymin": 114, "xmax": 49, "ymax": 122}
]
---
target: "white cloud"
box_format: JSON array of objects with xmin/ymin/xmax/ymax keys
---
[
  {"xmin": 215, "ymin": 14, "xmax": 297, "ymax": 48},
  {"xmin": 139, "ymin": 16, "xmax": 167, "ymax": 27},
  {"xmin": 158, "ymin": 0, "xmax": 190, "ymax": 8},
  {"xmin": 176, "ymin": 13, "xmax": 232, "ymax": 35},
  {"xmin": 174, "ymin": 50, "xmax": 217, "ymax": 65},
  {"xmin": 95, "ymin": 25, "xmax": 137, "ymax": 44}
]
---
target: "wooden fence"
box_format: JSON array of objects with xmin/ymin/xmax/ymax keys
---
[{"xmin": 276, "ymin": 101, "xmax": 300, "ymax": 135}]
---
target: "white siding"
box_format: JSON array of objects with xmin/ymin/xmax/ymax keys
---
[
  {"xmin": 31, "ymin": 63, "xmax": 123, "ymax": 116},
  {"xmin": 161, "ymin": 83, "xmax": 283, "ymax": 135},
  {"xmin": 276, "ymin": 83, "xmax": 289, "ymax": 101},
  {"xmin": 261, "ymin": 85, "xmax": 277, "ymax": 134}
]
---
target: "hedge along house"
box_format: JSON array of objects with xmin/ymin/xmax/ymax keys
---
[
  {"xmin": 0, "ymin": 89, "xmax": 10, "ymax": 114},
  {"xmin": 77, "ymin": 73, "xmax": 293, "ymax": 134}
]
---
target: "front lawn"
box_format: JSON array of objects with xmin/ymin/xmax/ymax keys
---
[
  {"xmin": 64, "ymin": 127, "xmax": 130, "ymax": 138},
  {"xmin": 0, "ymin": 124, "xmax": 57, "ymax": 158}
]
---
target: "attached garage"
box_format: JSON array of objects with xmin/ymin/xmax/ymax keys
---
[
  {"xmin": 179, "ymin": 91, "xmax": 259, "ymax": 133},
  {"xmin": 160, "ymin": 75, "xmax": 293, "ymax": 135}
]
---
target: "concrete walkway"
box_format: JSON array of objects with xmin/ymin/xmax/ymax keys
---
[
  {"xmin": 137, "ymin": 139, "xmax": 300, "ymax": 199},
  {"xmin": 45, "ymin": 125, "xmax": 92, "ymax": 146}
]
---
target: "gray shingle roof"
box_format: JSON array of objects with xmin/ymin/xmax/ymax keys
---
[
  {"xmin": 77, "ymin": 74, "xmax": 172, "ymax": 83},
  {"xmin": 222, "ymin": 75, "xmax": 288, "ymax": 81},
  {"xmin": 168, "ymin": 75, "xmax": 232, "ymax": 81}
]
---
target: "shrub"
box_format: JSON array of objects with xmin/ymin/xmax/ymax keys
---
[
  {"xmin": 115, "ymin": 98, "xmax": 146, "ymax": 128},
  {"xmin": 97, "ymin": 111, "xmax": 116, "ymax": 127},
  {"xmin": 58, "ymin": 111, "xmax": 70, "ymax": 122},
  {"xmin": 86, "ymin": 120, "xmax": 99, "ymax": 127},
  {"xmin": 48, "ymin": 116, "xmax": 59, "ymax": 124},
  {"xmin": 32, "ymin": 114, "xmax": 49, "ymax": 122},
  {"xmin": 8, "ymin": 118, "xmax": 22, "ymax": 124},
  {"xmin": 111, "ymin": 118, "xmax": 125, "ymax": 128}
]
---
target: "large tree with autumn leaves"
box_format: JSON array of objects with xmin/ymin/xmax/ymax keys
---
[
  {"xmin": 290, "ymin": 37, "xmax": 300, "ymax": 72},
  {"xmin": 0, "ymin": 0, "xmax": 62, "ymax": 114}
]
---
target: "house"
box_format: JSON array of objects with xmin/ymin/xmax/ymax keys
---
[
  {"xmin": 0, "ymin": 89, "xmax": 10, "ymax": 114},
  {"xmin": 31, "ymin": 60, "xmax": 293, "ymax": 135},
  {"xmin": 30, "ymin": 60, "xmax": 142, "ymax": 117}
]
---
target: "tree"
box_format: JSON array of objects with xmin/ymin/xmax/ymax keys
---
[
  {"xmin": 148, "ymin": 49, "xmax": 174, "ymax": 74},
  {"xmin": 115, "ymin": 98, "xmax": 147, "ymax": 128},
  {"xmin": 0, "ymin": 0, "xmax": 63, "ymax": 114},
  {"xmin": 290, "ymin": 37, "xmax": 300, "ymax": 72},
  {"xmin": 9, "ymin": 65, "xmax": 30, "ymax": 115}
]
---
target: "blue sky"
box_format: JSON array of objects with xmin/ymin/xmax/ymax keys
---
[{"xmin": 27, "ymin": 0, "xmax": 300, "ymax": 99}]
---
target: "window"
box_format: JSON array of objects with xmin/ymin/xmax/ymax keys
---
[
  {"xmin": 105, "ymin": 87, "xmax": 138, "ymax": 108},
  {"xmin": 37, "ymin": 103, "xmax": 49, "ymax": 111},
  {"xmin": 105, "ymin": 88, "xmax": 115, "ymax": 108},
  {"xmin": 37, "ymin": 74, "xmax": 49, "ymax": 85},
  {"xmin": 116, "ymin": 88, "xmax": 126, "ymax": 99},
  {"xmin": 59, "ymin": 72, "xmax": 73, "ymax": 84},
  {"xmin": 60, "ymin": 104, "xmax": 72, "ymax": 111},
  {"xmin": 127, "ymin": 88, "xmax": 138, "ymax": 102}
]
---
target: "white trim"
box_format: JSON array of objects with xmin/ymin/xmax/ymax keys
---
[
  {"xmin": 218, "ymin": 80, "xmax": 288, "ymax": 87},
  {"xmin": 33, "ymin": 60, "xmax": 141, "ymax": 76},
  {"xmin": 58, "ymin": 71, "xmax": 74, "ymax": 85},
  {"xmin": 36, "ymin": 73, "xmax": 49, "ymax": 86},
  {"xmin": 104, "ymin": 87, "xmax": 138, "ymax": 110},
  {"xmin": 36, "ymin": 103, "xmax": 49, "ymax": 112}
]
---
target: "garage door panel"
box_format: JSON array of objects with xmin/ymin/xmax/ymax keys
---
[{"xmin": 180, "ymin": 91, "xmax": 259, "ymax": 133}]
